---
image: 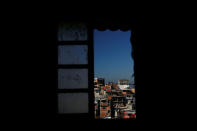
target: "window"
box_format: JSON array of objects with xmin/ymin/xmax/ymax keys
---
[
  {"xmin": 56, "ymin": 21, "xmax": 94, "ymax": 119},
  {"xmin": 56, "ymin": 18, "xmax": 136, "ymax": 120},
  {"xmin": 94, "ymin": 30, "xmax": 135, "ymax": 119}
]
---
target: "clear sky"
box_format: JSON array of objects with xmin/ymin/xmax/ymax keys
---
[{"xmin": 94, "ymin": 29, "xmax": 134, "ymax": 84}]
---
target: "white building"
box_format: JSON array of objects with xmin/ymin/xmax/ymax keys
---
[
  {"xmin": 118, "ymin": 85, "xmax": 130, "ymax": 90},
  {"xmin": 118, "ymin": 79, "xmax": 130, "ymax": 90}
]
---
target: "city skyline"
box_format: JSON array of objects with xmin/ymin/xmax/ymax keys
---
[
  {"xmin": 94, "ymin": 77, "xmax": 134, "ymax": 85},
  {"xmin": 94, "ymin": 29, "xmax": 134, "ymax": 83}
]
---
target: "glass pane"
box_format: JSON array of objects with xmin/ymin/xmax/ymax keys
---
[
  {"xmin": 58, "ymin": 23, "xmax": 88, "ymax": 41},
  {"xmin": 58, "ymin": 45, "xmax": 88, "ymax": 64},
  {"xmin": 58, "ymin": 69, "xmax": 88, "ymax": 89},
  {"xmin": 58, "ymin": 93, "xmax": 88, "ymax": 114}
]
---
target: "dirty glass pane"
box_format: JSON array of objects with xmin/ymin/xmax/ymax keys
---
[
  {"xmin": 58, "ymin": 93, "xmax": 88, "ymax": 113},
  {"xmin": 58, "ymin": 23, "xmax": 88, "ymax": 41},
  {"xmin": 58, "ymin": 45, "xmax": 88, "ymax": 64},
  {"xmin": 58, "ymin": 69, "xmax": 88, "ymax": 89}
]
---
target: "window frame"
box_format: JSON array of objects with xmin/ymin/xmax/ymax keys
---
[{"xmin": 55, "ymin": 17, "xmax": 137, "ymax": 120}]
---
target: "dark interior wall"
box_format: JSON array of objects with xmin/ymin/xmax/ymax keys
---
[{"xmin": 15, "ymin": 4, "xmax": 179, "ymax": 127}]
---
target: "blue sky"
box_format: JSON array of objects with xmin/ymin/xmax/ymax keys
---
[{"xmin": 94, "ymin": 29, "xmax": 134, "ymax": 83}]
